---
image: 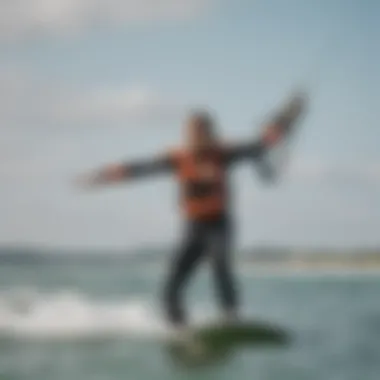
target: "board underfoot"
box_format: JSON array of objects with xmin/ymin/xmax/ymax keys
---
[{"xmin": 165, "ymin": 320, "xmax": 291, "ymax": 366}]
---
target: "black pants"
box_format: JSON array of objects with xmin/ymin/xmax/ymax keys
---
[{"xmin": 163, "ymin": 216, "xmax": 238, "ymax": 326}]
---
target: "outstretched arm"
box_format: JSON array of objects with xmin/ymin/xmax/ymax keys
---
[
  {"xmin": 76, "ymin": 153, "xmax": 175, "ymax": 189},
  {"xmin": 226, "ymin": 93, "xmax": 306, "ymax": 164},
  {"xmin": 225, "ymin": 117, "xmax": 291, "ymax": 164}
]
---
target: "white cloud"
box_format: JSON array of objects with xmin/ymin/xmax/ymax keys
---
[
  {"xmin": 0, "ymin": 66, "xmax": 185, "ymax": 130},
  {"xmin": 0, "ymin": 0, "xmax": 212, "ymax": 41},
  {"xmin": 60, "ymin": 85, "xmax": 184, "ymax": 125}
]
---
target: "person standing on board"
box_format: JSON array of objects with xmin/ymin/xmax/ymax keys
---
[{"xmin": 76, "ymin": 94, "xmax": 306, "ymax": 332}]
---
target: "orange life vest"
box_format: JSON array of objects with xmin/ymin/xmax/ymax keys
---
[{"xmin": 170, "ymin": 147, "xmax": 227, "ymax": 221}]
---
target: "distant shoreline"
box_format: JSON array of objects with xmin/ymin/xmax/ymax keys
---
[
  {"xmin": 1, "ymin": 246, "xmax": 380, "ymax": 272},
  {"xmin": 239, "ymin": 262, "xmax": 380, "ymax": 271}
]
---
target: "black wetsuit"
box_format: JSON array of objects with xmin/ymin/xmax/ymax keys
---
[
  {"xmin": 124, "ymin": 141, "xmax": 266, "ymax": 326},
  {"xmin": 164, "ymin": 214, "xmax": 234, "ymax": 325}
]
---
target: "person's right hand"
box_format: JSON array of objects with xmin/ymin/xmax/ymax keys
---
[
  {"xmin": 73, "ymin": 165, "xmax": 126, "ymax": 190},
  {"xmin": 74, "ymin": 173, "xmax": 101, "ymax": 190}
]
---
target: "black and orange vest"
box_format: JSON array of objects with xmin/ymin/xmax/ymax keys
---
[{"xmin": 170, "ymin": 147, "xmax": 227, "ymax": 221}]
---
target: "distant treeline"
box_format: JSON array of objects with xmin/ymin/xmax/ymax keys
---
[
  {"xmin": 1, "ymin": 246, "xmax": 380, "ymax": 265},
  {"xmin": 239, "ymin": 247, "xmax": 380, "ymax": 264}
]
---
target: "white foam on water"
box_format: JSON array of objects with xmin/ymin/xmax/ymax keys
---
[{"xmin": 0, "ymin": 287, "xmax": 178, "ymax": 341}]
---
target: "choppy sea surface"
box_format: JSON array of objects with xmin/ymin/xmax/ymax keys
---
[{"xmin": 0, "ymin": 251, "xmax": 379, "ymax": 380}]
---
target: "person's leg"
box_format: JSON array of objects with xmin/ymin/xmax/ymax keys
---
[
  {"xmin": 209, "ymin": 217, "xmax": 239, "ymax": 321},
  {"xmin": 163, "ymin": 221, "xmax": 206, "ymax": 327}
]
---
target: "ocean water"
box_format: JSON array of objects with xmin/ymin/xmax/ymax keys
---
[{"xmin": 0, "ymin": 254, "xmax": 379, "ymax": 380}]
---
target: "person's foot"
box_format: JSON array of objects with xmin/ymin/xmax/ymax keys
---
[
  {"xmin": 220, "ymin": 309, "xmax": 239, "ymax": 326},
  {"xmin": 171, "ymin": 323, "xmax": 207, "ymax": 353},
  {"xmin": 173, "ymin": 324, "xmax": 192, "ymax": 342}
]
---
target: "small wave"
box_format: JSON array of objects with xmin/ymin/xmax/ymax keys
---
[{"xmin": 0, "ymin": 287, "xmax": 175, "ymax": 341}]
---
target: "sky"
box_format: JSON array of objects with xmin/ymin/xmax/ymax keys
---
[{"xmin": 0, "ymin": 0, "xmax": 379, "ymax": 250}]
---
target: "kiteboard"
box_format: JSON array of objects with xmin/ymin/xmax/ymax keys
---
[{"xmin": 166, "ymin": 320, "xmax": 290, "ymax": 366}]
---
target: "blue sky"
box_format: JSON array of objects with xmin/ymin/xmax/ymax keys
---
[{"xmin": 0, "ymin": 0, "xmax": 379, "ymax": 250}]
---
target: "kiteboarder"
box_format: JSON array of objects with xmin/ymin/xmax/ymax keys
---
[{"xmin": 76, "ymin": 93, "xmax": 306, "ymax": 332}]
